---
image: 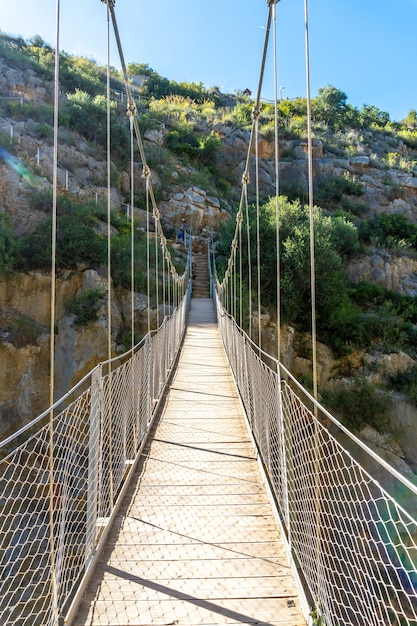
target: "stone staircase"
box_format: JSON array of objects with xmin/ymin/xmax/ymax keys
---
[{"xmin": 192, "ymin": 240, "xmax": 210, "ymax": 298}]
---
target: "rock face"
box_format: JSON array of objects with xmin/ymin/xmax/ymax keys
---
[
  {"xmin": 0, "ymin": 268, "xmax": 164, "ymax": 439},
  {"xmin": 159, "ymin": 186, "xmax": 230, "ymax": 236},
  {"xmin": 3, "ymin": 50, "xmax": 417, "ymax": 481},
  {"xmin": 347, "ymin": 250, "xmax": 417, "ymax": 296}
]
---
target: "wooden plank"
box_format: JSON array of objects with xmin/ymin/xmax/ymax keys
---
[
  {"xmin": 75, "ymin": 597, "xmax": 305, "ymax": 626},
  {"xmin": 71, "ymin": 299, "xmax": 306, "ymax": 626},
  {"xmin": 102, "ymin": 541, "xmax": 288, "ymax": 560},
  {"xmin": 82, "ymin": 576, "xmax": 295, "ymax": 601}
]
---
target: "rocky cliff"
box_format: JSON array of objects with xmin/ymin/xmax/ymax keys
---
[{"xmin": 2, "ymin": 43, "xmax": 417, "ymax": 478}]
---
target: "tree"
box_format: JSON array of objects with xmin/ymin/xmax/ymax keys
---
[
  {"xmin": 127, "ymin": 62, "xmax": 154, "ymax": 77},
  {"xmin": 312, "ymin": 85, "xmax": 349, "ymax": 129},
  {"xmin": 216, "ymin": 196, "xmax": 360, "ymax": 334},
  {"xmin": 403, "ymin": 109, "xmax": 417, "ymax": 130},
  {"xmin": 358, "ymin": 104, "xmax": 390, "ymax": 129}
]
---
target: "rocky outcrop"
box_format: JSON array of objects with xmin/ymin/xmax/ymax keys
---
[
  {"xmin": 159, "ymin": 186, "xmax": 230, "ymax": 235},
  {"xmin": 0, "ymin": 57, "xmax": 53, "ymax": 105},
  {"xmin": 347, "ymin": 250, "xmax": 417, "ymax": 296},
  {"xmin": 0, "ymin": 268, "xmax": 171, "ymax": 435},
  {"xmin": 0, "ymin": 336, "xmax": 50, "ymax": 439},
  {"xmin": 0, "ymin": 271, "xmax": 82, "ymax": 324}
]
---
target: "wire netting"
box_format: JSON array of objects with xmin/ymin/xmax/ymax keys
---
[
  {"xmin": 217, "ymin": 299, "xmax": 417, "ymax": 626},
  {"xmin": 0, "ymin": 293, "xmax": 188, "ymax": 626}
]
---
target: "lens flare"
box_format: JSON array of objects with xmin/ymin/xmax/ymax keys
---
[{"xmin": 0, "ymin": 145, "xmax": 37, "ymax": 186}]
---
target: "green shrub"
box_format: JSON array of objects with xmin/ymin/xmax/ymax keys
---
[
  {"xmin": 0, "ymin": 311, "xmax": 43, "ymax": 347},
  {"xmin": 230, "ymin": 102, "xmax": 252, "ymax": 127},
  {"xmin": 359, "ymin": 213, "xmax": 417, "ymax": 249},
  {"xmin": 216, "ymin": 195, "xmax": 361, "ymax": 352},
  {"xmin": 390, "ymin": 366, "xmax": 417, "ymax": 405},
  {"xmin": 66, "ymin": 287, "xmax": 105, "ymax": 326},
  {"xmin": 315, "ymin": 175, "xmax": 364, "ymax": 210},
  {"xmin": 322, "ymin": 379, "xmax": 389, "ymax": 432},
  {"xmin": 60, "ymin": 90, "xmax": 129, "ymax": 161},
  {"xmin": 0, "ymin": 214, "xmax": 18, "ymax": 272},
  {"xmin": 17, "ymin": 198, "xmax": 106, "ymax": 271}
]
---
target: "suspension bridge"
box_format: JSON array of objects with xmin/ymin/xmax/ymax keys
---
[{"xmin": 1, "ymin": 1, "xmax": 417, "ymax": 625}]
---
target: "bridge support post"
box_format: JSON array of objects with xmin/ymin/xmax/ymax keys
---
[{"xmin": 86, "ymin": 365, "xmax": 102, "ymax": 567}]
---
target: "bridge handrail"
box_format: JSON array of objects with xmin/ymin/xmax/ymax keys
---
[
  {"xmin": 0, "ymin": 277, "xmax": 191, "ymax": 626},
  {"xmin": 219, "ymin": 305, "xmax": 417, "ymax": 500},
  {"xmin": 215, "ymin": 292, "xmax": 417, "ymax": 625}
]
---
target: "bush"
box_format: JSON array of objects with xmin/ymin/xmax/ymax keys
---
[
  {"xmin": 16, "ymin": 198, "xmax": 106, "ymax": 271},
  {"xmin": 315, "ymin": 175, "xmax": 364, "ymax": 210},
  {"xmin": 60, "ymin": 90, "xmax": 129, "ymax": 161},
  {"xmin": 0, "ymin": 311, "xmax": 43, "ymax": 347},
  {"xmin": 66, "ymin": 287, "xmax": 105, "ymax": 326},
  {"xmin": 0, "ymin": 214, "xmax": 18, "ymax": 272},
  {"xmin": 359, "ymin": 213, "xmax": 417, "ymax": 249},
  {"xmin": 216, "ymin": 196, "xmax": 361, "ymax": 351},
  {"xmin": 390, "ymin": 366, "xmax": 417, "ymax": 405},
  {"xmin": 322, "ymin": 379, "xmax": 389, "ymax": 432}
]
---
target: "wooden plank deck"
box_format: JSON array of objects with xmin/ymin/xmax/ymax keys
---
[{"xmin": 72, "ymin": 298, "xmax": 307, "ymax": 626}]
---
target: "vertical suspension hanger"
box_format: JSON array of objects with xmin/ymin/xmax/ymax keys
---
[
  {"xmin": 105, "ymin": 0, "xmax": 113, "ymax": 367},
  {"xmin": 155, "ymin": 217, "xmax": 160, "ymax": 328},
  {"xmin": 145, "ymin": 169, "xmax": 151, "ymax": 335},
  {"xmin": 244, "ymin": 182, "xmax": 252, "ymax": 338},
  {"xmin": 304, "ymin": 0, "xmax": 318, "ymax": 404},
  {"xmin": 272, "ymin": 0, "xmax": 281, "ymax": 363},
  {"xmin": 238, "ymin": 209, "xmax": 243, "ymax": 328},
  {"xmin": 254, "ymin": 107, "xmax": 262, "ymax": 348},
  {"xmin": 128, "ymin": 99, "xmax": 136, "ymax": 351},
  {"xmin": 48, "ymin": 2, "xmax": 61, "ymax": 621}
]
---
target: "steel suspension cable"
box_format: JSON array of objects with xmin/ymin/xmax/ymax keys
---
[
  {"xmin": 103, "ymin": 0, "xmax": 186, "ymax": 309},
  {"xmin": 304, "ymin": 0, "xmax": 318, "ymax": 404},
  {"xmin": 244, "ymin": 183, "xmax": 252, "ymax": 338},
  {"xmin": 272, "ymin": 1, "xmax": 281, "ymax": 362},
  {"xmin": 254, "ymin": 115, "xmax": 261, "ymax": 348},
  {"xmin": 48, "ymin": 2, "xmax": 60, "ymax": 620},
  {"xmin": 106, "ymin": 1, "xmax": 113, "ymax": 367},
  {"xmin": 217, "ymin": 1, "xmax": 279, "ymax": 343},
  {"xmin": 304, "ymin": 0, "xmax": 323, "ymax": 620},
  {"xmin": 105, "ymin": 0, "xmax": 115, "ymax": 508},
  {"xmin": 129, "ymin": 113, "xmax": 135, "ymax": 350},
  {"xmin": 145, "ymin": 174, "xmax": 151, "ymax": 334},
  {"xmin": 238, "ymin": 210, "xmax": 243, "ymax": 328},
  {"xmin": 155, "ymin": 217, "xmax": 159, "ymax": 327}
]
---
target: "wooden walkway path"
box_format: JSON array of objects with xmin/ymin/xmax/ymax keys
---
[{"xmin": 72, "ymin": 299, "xmax": 307, "ymax": 626}]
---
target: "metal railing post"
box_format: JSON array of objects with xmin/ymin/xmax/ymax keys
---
[{"xmin": 86, "ymin": 366, "xmax": 102, "ymax": 566}]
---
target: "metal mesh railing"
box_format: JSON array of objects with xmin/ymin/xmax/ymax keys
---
[
  {"xmin": 217, "ymin": 298, "xmax": 417, "ymax": 626},
  {"xmin": 0, "ymin": 288, "xmax": 189, "ymax": 626}
]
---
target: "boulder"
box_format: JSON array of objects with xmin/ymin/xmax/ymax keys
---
[
  {"xmin": 364, "ymin": 351, "xmax": 415, "ymax": 385},
  {"xmin": 350, "ymin": 155, "xmax": 370, "ymax": 166}
]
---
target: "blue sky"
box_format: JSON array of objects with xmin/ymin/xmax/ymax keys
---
[{"xmin": 1, "ymin": 0, "xmax": 416, "ymax": 122}]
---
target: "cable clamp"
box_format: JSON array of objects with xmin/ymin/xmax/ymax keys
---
[
  {"xmin": 251, "ymin": 105, "xmax": 260, "ymax": 121},
  {"xmin": 242, "ymin": 171, "xmax": 250, "ymax": 185},
  {"xmin": 126, "ymin": 98, "xmax": 137, "ymax": 118},
  {"xmin": 142, "ymin": 165, "xmax": 151, "ymax": 179}
]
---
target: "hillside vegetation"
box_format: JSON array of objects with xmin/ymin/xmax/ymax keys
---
[{"xmin": 2, "ymin": 33, "xmax": 417, "ymax": 461}]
